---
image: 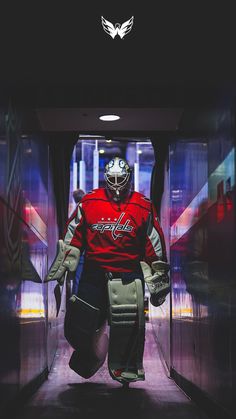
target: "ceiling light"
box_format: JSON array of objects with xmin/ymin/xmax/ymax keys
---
[
  {"xmin": 99, "ymin": 149, "xmax": 105, "ymax": 154},
  {"xmin": 106, "ymin": 139, "xmax": 112, "ymax": 143},
  {"xmin": 99, "ymin": 114, "xmax": 120, "ymax": 121}
]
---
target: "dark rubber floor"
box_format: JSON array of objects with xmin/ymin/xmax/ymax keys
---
[{"xmin": 17, "ymin": 323, "xmax": 210, "ymax": 419}]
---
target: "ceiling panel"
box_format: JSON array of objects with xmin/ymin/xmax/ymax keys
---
[{"xmin": 36, "ymin": 107, "xmax": 183, "ymax": 132}]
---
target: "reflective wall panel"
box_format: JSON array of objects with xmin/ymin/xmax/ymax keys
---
[
  {"xmin": 168, "ymin": 109, "xmax": 235, "ymax": 417},
  {"xmin": 150, "ymin": 159, "xmax": 171, "ymax": 370},
  {"xmin": 0, "ymin": 109, "xmax": 60, "ymax": 413}
]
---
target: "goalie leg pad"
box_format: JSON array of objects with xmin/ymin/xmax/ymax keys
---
[
  {"xmin": 107, "ymin": 278, "xmax": 145, "ymax": 383},
  {"xmin": 69, "ymin": 322, "xmax": 109, "ymax": 379},
  {"xmin": 64, "ymin": 295, "xmax": 100, "ymax": 349},
  {"xmin": 65, "ymin": 295, "xmax": 109, "ymax": 378}
]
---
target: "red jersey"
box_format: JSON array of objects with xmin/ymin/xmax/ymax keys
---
[{"xmin": 64, "ymin": 188, "xmax": 167, "ymax": 273}]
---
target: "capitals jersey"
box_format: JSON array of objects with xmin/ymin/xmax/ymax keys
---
[{"xmin": 64, "ymin": 188, "xmax": 167, "ymax": 273}]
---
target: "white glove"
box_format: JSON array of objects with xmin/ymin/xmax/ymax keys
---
[
  {"xmin": 140, "ymin": 260, "xmax": 170, "ymax": 306},
  {"xmin": 45, "ymin": 240, "xmax": 80, "ymax": 285}
]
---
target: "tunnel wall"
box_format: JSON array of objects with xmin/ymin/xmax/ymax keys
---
[
  {"xmin": 0, "ymin": 107, "xmax": 62, "ymax": 415},
  {"xmin": 152, "ymin": 109, "xmax": 235, "ymax": 418},
  {"xmin": 149, "ymin": 158, "xmax": 171, "ymax": 371}
]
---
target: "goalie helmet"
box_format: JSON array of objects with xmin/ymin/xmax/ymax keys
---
[{"xmin": 104, "ymin": 157, "xmax": 132, "ymax": 201}]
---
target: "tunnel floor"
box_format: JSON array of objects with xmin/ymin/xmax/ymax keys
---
[{"xmin": 16, "ymin": 323, "xmax": 210, "ymax": 419}]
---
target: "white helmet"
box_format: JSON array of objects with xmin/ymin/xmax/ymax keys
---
[{"xmin": 104, "ymin": 157, "xmax": 132, "ymax": 201}]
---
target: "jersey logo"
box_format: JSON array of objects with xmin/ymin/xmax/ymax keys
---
[{"xmin": 90, "ymin": 212, "xmax": 133, "ymax": 240}]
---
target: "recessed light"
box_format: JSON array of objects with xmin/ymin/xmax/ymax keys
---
[
  {"xmin": 99, "ymin": 149, "xmax": 105, "ymax": 154},
  {"xmin": 99, "ymin": 114, "xmax": 120, "ymax": 121}
]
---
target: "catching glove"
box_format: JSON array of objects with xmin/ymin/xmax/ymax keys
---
[
  {"xmin": 140, "ymin": 260, "xmax": 170, "ymax": 307},
  {"xmin": 45, "ymin": 239, "xmax": 80, "ymax": 285}
]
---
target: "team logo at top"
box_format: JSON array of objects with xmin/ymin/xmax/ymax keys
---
[{"xmin": 101, "ymin": 16, "xmax": 134, "ymax": 39}]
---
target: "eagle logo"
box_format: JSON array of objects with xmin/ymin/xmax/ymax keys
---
[{"xmin": 101, "ymin": 16, "xmax": 134, "ymax": 39}]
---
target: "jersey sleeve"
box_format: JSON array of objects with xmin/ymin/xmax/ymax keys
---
[
  {"xmin": 144, "ymin": 204, "xmax": 167, "ymax": 265},
  {"xmin": 63, "ymin": 203, "xmax": 85, "ymax": 250}
]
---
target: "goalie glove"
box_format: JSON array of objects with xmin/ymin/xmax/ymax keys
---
[
  {"xmin": 140, "ymin": 260, "xmax": 170, "ymax": 307},
  {"xmin": 45, "ymin": 239, "xmax": 80, "ymax": 285}
]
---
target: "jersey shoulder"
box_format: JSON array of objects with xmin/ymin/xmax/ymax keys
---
[
  {"xmin": 80, "ymin": 188, "xmax": 107, "ymax": 203},
  {"xmin": 130, "ymin": 191, "xmax": 151, "ymax": 210}
]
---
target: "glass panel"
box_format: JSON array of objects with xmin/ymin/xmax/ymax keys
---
[{"xmin": 69, "ymin": 136, "xmax": 154, "ymax": 210}]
